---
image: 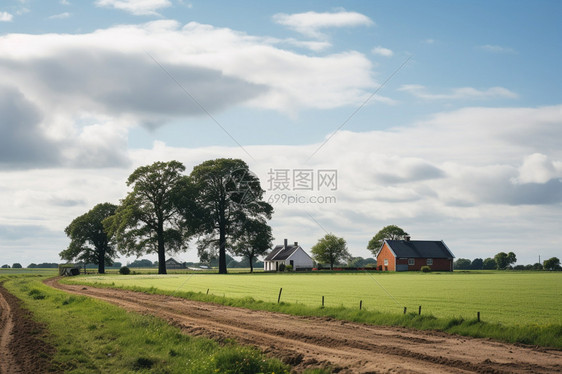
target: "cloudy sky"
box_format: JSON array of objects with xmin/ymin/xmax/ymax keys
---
[{"xmin": 1, "ymin": 0, "xmax": 561, "ymax": 267}]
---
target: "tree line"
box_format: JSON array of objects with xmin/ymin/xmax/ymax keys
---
[
  {"xmin": 60, "ymin": 159, "xmax": 273, "ymax": 274},
  {"xmin": 454, "ymin": 253, "xmax": 561, "ymax": 271}
]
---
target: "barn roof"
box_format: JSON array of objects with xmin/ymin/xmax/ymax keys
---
[
  {"xmin": 385, "ymin": 240, "xmax": 455, "ymax": 259},
  {"xmin": 165, "ymin": 258, "xmax": 181, "ymax": 264},
  {"xmin": 264, "ymin": 245, "xmax": 300, "ymax": 261}
]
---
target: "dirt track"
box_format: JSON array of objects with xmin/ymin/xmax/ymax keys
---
[
  {"xmin": 45, "ymin": 278, "xmax": 562, "ymax": 373},
  {"xmin": 0, "ymin": 282, "xmax": 58, "ymax": 374}
]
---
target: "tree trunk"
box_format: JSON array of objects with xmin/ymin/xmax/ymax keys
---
[
  {"xmin": 218, "ymin": 223, "xmax": 227, "ymax": 274},
  {"xmin": 249, "ymin": 253, "xmax": 254, "ymax": 273},
  {"xmin": 157, "ymin": 219, "xmax": 167, "ymax": 274},
  {"xmin": 98, "ymin": 248, "xmax": 105, "ymax": 274}
]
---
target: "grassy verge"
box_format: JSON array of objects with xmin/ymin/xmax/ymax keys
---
[
  {"xmin": 63, "ymin": 278, "xmax": 562, "ymax": 349},
  {"xmin": 3, "ymin": 275, "xmax": 297, "ymax": 373}
]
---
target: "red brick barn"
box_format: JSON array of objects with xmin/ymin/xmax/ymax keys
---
[{"xmin": 376, "ymin": 238, "xmax": 455, "ymax": 271}]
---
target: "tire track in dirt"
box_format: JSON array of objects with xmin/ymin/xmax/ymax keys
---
[
  {"xmin": 46, "ymin": 278, "xmax": 562, "ymax": 373},
  {"xmin": 0, "ymin": 282, "xmax": 58, "ymax": 374}
]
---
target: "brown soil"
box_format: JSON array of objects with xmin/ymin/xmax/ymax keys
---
[
  {"xmin": 0, "ymin": 282, "xmax": 58, "ymax": 374},
  {"xmin": 44, "ymin": 278, "xmax": 562, "ymax": 373}
]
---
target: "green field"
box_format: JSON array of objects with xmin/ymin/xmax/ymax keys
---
[{"xmin": 70, "ymin": 271, "xmax": 562, "ymax": 326}]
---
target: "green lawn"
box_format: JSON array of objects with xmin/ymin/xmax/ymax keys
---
[{"xmin": 69, "ymin": 271, "xmax": 562, "ymax": 326}]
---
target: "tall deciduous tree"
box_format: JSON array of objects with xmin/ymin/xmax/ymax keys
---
[
  {"xmin": 104, "ymin": 161, "xmax": 191, "ymax": 274},
  {"xmin": 367, "ymin": 225, "xmax": 408, "ymax": 256},
  {"xmin": 60, "ymin": 202, "xmax": 117, "ymax": 274},
  {"xmin": 311, "ymin": 234, "xmax": 351, "ymax": 270},
  {"xmin": 189, "ymin": 158, "xmax": 273, "ymax": 274},
  {"xmin": 231, "ymin": 218, "xmax": 273, "ymax": 273},
  {"xmin": 494, "ymin": 251, "xmax": 517, "ymax": 270},
  {"xmin": 543, "ymin": 257, "xmax": 561, "ymax": 271}
]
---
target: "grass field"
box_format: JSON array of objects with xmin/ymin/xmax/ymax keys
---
[
  {"xmin": 1, "ymin": 274, "xmax": 294, "ymax": 373},
  {"xmin": 69, "ymin": 271, "xmax": 562, "ymax": 326}
]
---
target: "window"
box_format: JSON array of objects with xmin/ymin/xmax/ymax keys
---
[
  {"xmin": 408, "ymin": 258, "xmax": 415, "ymax": 266},
  {"xmin": 426, "ymin": 258, "xmax": 433, "ymax": 265},
  {"xmin": 384, "ymin": 259, "xmax": 389, "ymax": 266}
]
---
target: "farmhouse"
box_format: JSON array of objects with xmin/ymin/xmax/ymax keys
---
[
  {"xmin": 165, "ymin": 258, "xmax": 185, "ymax": 269},
  {"xmin": 264, "ymin": 239, "xmax": 314, "ymax": 271},
  {"xmin": 377, "ymin": 237, "xmax": 455, "ymax": 271}
]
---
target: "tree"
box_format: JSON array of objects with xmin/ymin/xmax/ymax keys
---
[
  {"xmin": 60, "ymin": 203, "xmax": 117, "ymax": 274},
  {"xmin": 231, "ymin": 218, "xmax": 273, "ymax": 273},
  {"xmin": 367, "ymin": 225, "xmax": 408, "ymax": 256},
  {"xmin": 1, "ymin": 264, "xmax": 10, "ymax": 268},
  {"xmin": 104, "ymin": 161, "xmax": 191, "ymax": 275},
  {"xmin": 311, "ymin": 234, "xmax": 351, "ymax": 270},
  {"xmin": 470, "ymin": 258, "xmax": 483, "ymax": 270},
  {"xmin": 12, "ymin": 263, "xmax": 22, "ymax": 269},
  {"xmin": 482, "ymin": 257, "xmax": 496, "ymax": 270},
  {"xmin": 494, "ymin": 251, "xmax": 517, "ymax": 270},
  {"xmin": 454, "ymin": 258, "xmax": 471, "ymax": 270},
  {"xmin": 189, "ymin": 158, "xmax": 273, "ymax": 274},
  {"xmin": 543, "ymin": 257, "xmax": 561, "ymax": 271}
]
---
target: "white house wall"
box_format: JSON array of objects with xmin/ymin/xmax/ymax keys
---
[{"xmin": 286, "ymin": 249, "xmax": 314, "ymax": 270}]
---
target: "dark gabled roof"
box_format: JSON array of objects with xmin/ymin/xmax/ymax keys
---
[
  {"xmin": 385, "ymin": 240, "xmax": 455, "ymax": 259},
  {"xmin": 264, "ymin": 245, "xmax": 300, "ymax": 261},
  {"xmin": 165, "ymin": 258, "xmax": 181, "ymax": 264}
]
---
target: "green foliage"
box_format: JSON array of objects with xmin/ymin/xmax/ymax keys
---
[
  {"xmin": 470, "ymin": 258, "xmax": 483, "ymax": 270},
  {"xmin": 367, "ymin": 225, "xmax": 408, "ymax": 256},
  {"xmin": 420, "ymin": 266, "xmax": 431, "ymax": 273},
  {"xmin": 543, "ymin": 257, "xmax": 561, "ymax": 271},
  {"xmin": 12, "ymin": 263, "xmax": 22, "ymax": 268},
  {"xmin": 494, "ymin": 251, "xmax": 517, "ymax": 270},
  {"xmin": 285, "ymin": 264, "xmax": 293, "ymax": 272},
  {"xmin": 5, "ymin": 276, "xmax": 291, "ymax": 373},
  {"xmin": 1, "ymin": 264, "xmax": 10, "ymax": 268},
  {"xmin": 61, "ymin": 202, "xmax": 117, "ymax": 274},
  {"xmin": 454, "ymin": 258, "xmax": 471, "ymax": 270},
  {"xmin": 278, "ymin": 263, "xmax": 286, "ymax": 272},
  {"xmin": 311, "ymin": 234, "xmax": 350, "ymax": 270},
  {"xmin": 104, "ymin": 161, "xmax": 191, "ymax": 275},
  {"xmin": 230, "ymin": 218, "xmax": 273, "ymax": 273},
  {"xmin": 482, "ymin": 257, "xmax": 497, "ymax": 270},
  {"xmin": 189, "ymin": 158, "xmax": 273, "ymax": 274},
  {"xmin": 119, "ymin": 266, "xmax": 130, "ymax": 275}
]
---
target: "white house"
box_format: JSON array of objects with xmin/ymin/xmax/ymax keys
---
[{"xmin": 264, "ymin": 239, "xmax": 314, "ymax": 271}]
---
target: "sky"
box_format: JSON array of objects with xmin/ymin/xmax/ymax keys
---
[{"xmin": 0, "ymin": 0, "xmax": 561, "ymax": 267}]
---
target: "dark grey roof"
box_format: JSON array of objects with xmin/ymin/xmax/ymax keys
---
[
  {"xmin": 385, "ymin": 240, "xmax": 455, "ymax": 259},
  {"xmin": 165, "ymin": 258, "xmax": 181, "ymax": 264},
  {"xmin": 264, "ymin": 245, "xmax": 300, "ymax": 261}
]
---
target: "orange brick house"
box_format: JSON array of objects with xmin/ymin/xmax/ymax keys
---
[{"xmin": 376, "ymin": 237, "xmax": 455, "ymax": 271}]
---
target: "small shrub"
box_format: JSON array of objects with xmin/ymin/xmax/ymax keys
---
[
  {"xmin": 420, "ymin": 266, "xmax": 431, "ymax": 273},
  {"xmin": 278, "ymin": 263, "xmax": 286, "ymax": 272},
  {"xmin": 132, "ymin": 357, "xmax": 154, "ymax": 370},
  {"xmin": 285, "ymin": 264, "xmax": 293, "ymax": 272},
  {"xmin": 28, "ymin": 288, "xmax": 46, "ymax": 300},
  {"xmin": 119, "ymin": 266, "xmax": 131, "ymax": 275}
]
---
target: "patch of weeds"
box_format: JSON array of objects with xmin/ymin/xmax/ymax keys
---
[
  {"xmin": 28, "ymin": 288, "xmax": 46, "ymax": 300},
  {"xmin": 132, "ymin": 357, "xmax": 155, "ymax": 371}
]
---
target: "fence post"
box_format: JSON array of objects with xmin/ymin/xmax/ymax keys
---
[
  {"xmin": 278, "ymin": 288, "xmax": 283, "ymax": 304},
  {"xmin": 206, "ymin": 289, "xmax": 209, "ymax": 295},
  {"xmin": 403, "ymin": 307, "xmax": 407, "ymax": 314},
  {"xmin": 419, "ymin": 305, "xmax": 422, "ymax": 315},
  {"xmin": 360, "ymin": 300, "xmax": 363, "ymax": 310},
  {"xmin": 477, "ymin": 311, "xmax": 480, "ymax": 322},
  {"xmin": 322, "ymin": 296, "xmax": 324, "ymax": 308}
]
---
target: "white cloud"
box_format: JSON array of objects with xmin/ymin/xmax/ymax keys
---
[
  {"xmin": 60, "ymin": 0, "xmax": 70, "ymax": 4},
  {"xmin": 0, "ymin": 20, "xmax": 381, "ymax": 169},
  {"xmin": 372, "ymin": 46, "xmax": 393, "ymax": 57},
  {"xmin": 399, "ymin": 84, "xmax": 518, "ymax": 100},
  {"xmin": 48, "ymin": 12, "xmax": 71, "ymax": 20},
  {"xmin": 479, "ymin": 44, "xmax": 517, "ymax": 54},
  {"xmin": 512, "ymin": 153, "xmax": 562, "ymax": 184},
  {"xmin": 95, "ymin": 0, "xmax": 171, "ymax": 16},
  {"xmin": 0, "ymin": 11, "xmax": 13, "ymax": 22},
  {"xmin": 273, "ymin": 10, "xmax": 373, "ymax": 39}
]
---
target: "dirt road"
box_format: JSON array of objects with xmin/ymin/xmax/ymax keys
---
[
  {"xmin": 0, "ymin": 282, "xmax": 57, "ymax": 374},
  {"xmin": 46, "ymin": 278, "xmax": 561, "ymax": 373}
]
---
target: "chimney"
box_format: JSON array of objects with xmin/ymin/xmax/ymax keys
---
[
  {"xmin": 294, "ymin": 241, "xmax": 298, "ymax": 246},
  {"xmin": 404, "ymin": 235, "xmax": 411, "ymax": 242},
  {"xmin": 284, "ymin": 239, "xmax": 288, "ymax": 249}
]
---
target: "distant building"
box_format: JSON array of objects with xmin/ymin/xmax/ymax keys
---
[
  {"xmin": 264, "ymin": 239, "xmax": 314, "ymax": 271},
  {"xmin": 376, "ymin": 236, "xmax": 455, "ymax": 271},
  {"xmin": 165, "ymin": 258, "xmax": 185, "ymax": 269}
]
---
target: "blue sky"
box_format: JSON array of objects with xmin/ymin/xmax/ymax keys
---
[{"xmin": 0, "ymin": 0, "xmax": 561, "ymax": 267}]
